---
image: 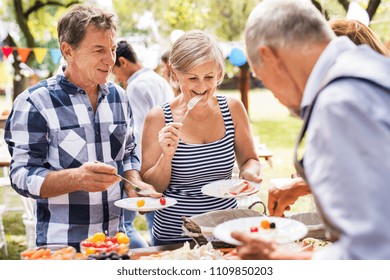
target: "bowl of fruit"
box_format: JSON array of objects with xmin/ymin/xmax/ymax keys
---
[
  {"xmin": 20, "ymin": 244, "xmax": 76, "ymax": 260},
  {"xmin": 80, "ymin": 232, "xmax": 130, "ymax": 256}
]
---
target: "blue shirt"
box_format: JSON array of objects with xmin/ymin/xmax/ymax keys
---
[
  {"xmin": 302, "ymin": 37, "xmax": 390, "ymax": 259},
  {"xmin": 4, "ymin": 71, "xmax": 139, "ymax": 249}
]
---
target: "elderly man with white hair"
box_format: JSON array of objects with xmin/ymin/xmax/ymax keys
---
[{"xmin": 232, "ymin": 0, "xmax": 390, "ymax": 260}]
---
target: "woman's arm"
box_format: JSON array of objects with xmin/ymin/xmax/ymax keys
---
[
  {"xmin": 140, "ymin": 106, "xmax": 183, "ymax": 192},
  {"xmin": 227, "ymin": 97, "xmax": 262, "ymax": 182}
]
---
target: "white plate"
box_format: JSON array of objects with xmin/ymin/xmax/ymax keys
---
[
  {"xmin": 201, "ymin": 179, "xmax": 260, "ymax": 198},
  {"xmin": 213, "ymin": 216, "xmax": 308, "ymax": 246},
  {"xmin": 114, "ymin": 197, "xmax": 177, "ymax": 212}
]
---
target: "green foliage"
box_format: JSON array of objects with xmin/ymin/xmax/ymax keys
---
[
  {"xmin": 208, "ymin": 0, "xmax": 258, "ymax": 41},
  {"xmin": 162, "ymin": 0, "xmax": 208, "ymax": 32}
]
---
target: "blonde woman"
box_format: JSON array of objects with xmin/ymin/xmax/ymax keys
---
[{"xmin": 141, "ymin": 30, "xmax": 262, "ymax": 246}]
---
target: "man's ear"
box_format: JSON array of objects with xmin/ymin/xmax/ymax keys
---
[
  {"xmin": 61, "ymin": 42, "xmax": 73, "ymax": 61},
  {"xmin": 258, "ymin": 45, "xmax": 278, "ymax": 63},
  {"xmin": 117, "ymin": 56, "xmax": 127, "ymax": 67}
]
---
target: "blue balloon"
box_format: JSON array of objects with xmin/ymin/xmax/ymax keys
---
[{"xmin": 228, "ymin": 47, "xmax": 247, "ymax": 67}]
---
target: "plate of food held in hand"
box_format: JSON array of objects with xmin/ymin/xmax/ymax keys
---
[
  {"xmin": 213, "ymin": 216, "xmax": 308, "ymax": 246},
  {"xmin": 201, "ymin": 179, "xmax": 261, "ymax": 198},
  {"xmin": 114, "ymin": 197, "xmax": 177, "ymax": 212}
]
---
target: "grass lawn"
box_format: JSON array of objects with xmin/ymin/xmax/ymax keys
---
[{"xmin": 0, "ymin": 88, "xmax": 313, "ymax": 260}]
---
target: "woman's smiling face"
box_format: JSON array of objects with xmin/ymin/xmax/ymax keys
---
[{"xmin": 175, "ymin": 60, "xmax": 220, "ymax": 99}]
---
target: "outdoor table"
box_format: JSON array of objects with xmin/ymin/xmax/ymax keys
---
[{"xmin": 130, "ymin": 241, "xmax": 234, "ymax": 260}]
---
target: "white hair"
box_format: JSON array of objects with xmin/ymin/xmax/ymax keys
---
[{"xmin": 245, "ymin": 0, "xmax": 335, "ymax": 66}]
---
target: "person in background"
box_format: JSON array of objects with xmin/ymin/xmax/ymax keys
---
[
  {"xmin": 4, "ymin": 5, "xmax": 159, "ymax": 251},
  {"xmin": 330, "ymin": 19, "xmax": 388, "ymax": 56},
  {"xmin": 232, "ymin": 0, "xmax": 390, "ymax": 259},
  {"xmin": 268, "ymin": 17, "xmax": 389, "ymax": 218},
  {"xmin": 160, "ymin": 50, "xmax": 181, "ymax": 97},
  {"xmin": 141, "ymin": 30, "xmax": 262, "ymax": 246},
  {"xmin": 112, "ymin": 41, "xmax": 173, "ymax": 248}
]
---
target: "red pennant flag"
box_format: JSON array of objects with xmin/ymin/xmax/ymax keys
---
[
  {"xmin": 2, "ymin": 47, "xmax": 13, "ymax": 58},
  {"xmin": 17, "ymin": 48, "xmax": 31, "ymax": 63}
]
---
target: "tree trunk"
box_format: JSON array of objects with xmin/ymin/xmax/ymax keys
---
[
  {"xmin": 367, "ymin": 0, "xmax": 381, "ymax": 20},
  {"xmin": 238, "ymin": 63, "xmax": 250, "ymax": 116}
]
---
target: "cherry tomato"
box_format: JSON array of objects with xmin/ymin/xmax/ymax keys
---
[
  {"xmin": 160, "ymin": 197, "xmax": 166, "ymax": 205},
  {"xmin": 91, "ymin": 232, "xmax": 106, "ymax": 243},
  {"xmin": 137, "ymin": 199, "xmax": 145, "ymax": 207},
  {"xmin": 117, "ymin": 234, "xmax": 130, "ymax": 244},
  {"xmin": 105, "ymin": 236, "xmax": 117, "ymax": 243},
  {"xmin": 250, "ymin": 226, "xmax": 259, "ymax": 232},
  {"xmin": 85, "ymin": 247, "xmax": 96, "ymax": 255},
  {"xmin": 260, "ymin": 220, "xmax": 271, "ymax": 229},
  {"xmin": 96, "ymin": 242, "xmax": 108, "ymax": 248},
  {"xmin": 81, "ymin": 240, "xmax": 94, "ymax": 247}
]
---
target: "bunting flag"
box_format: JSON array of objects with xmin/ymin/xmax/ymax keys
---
[
  {"xmin": 49, "ymin": 48, "xmax": 62, "ymax": 64},
  {"xmin": 1, "ymin": 47, "xmax": 13, "ymax": 58},
  {"xmin": 33, "ymin": 48, "xmax": 48, "ymax": 64},
  {"xmin": 0, "ymin": 46, "xmax": 62, "ymax": 64},
  {"xmin": 17, "ymin": 48, "xmax": 31, "ymax": 63}
]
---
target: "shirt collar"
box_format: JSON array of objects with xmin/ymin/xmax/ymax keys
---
[
  {"xmin": 56, "ymin": 65, "xmax": 110, "ymax": 96},
  {"xmin": 127, "ymin": 67, "xmax": 150, "ymax": 84},
  {"xmin": 300, "ymin": 37, "xmax": 356, "ymax": 118}
]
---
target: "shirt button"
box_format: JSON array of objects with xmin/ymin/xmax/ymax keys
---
[
  {"xmin": 88, "ymin": 107, "xmax": 92, "ymax": 111},
  {"xmin": 97, "ymin": 155, "xmax": 102, "ymax": 160},
  {"xmin": 104, "ymin": 230, "xmax": 108, "ymax": 235}
]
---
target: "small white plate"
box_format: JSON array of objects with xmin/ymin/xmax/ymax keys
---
[
  {"xmin": 201, "ymin": 179, "xmax": 260, "ymax": 198},
  {"xmin": 114, "ymin": 197, "xmax": 177, "ymax": 212},
  {"xmin": 213, "ymin": 216, "xmax": 308, "ymax": 246}
]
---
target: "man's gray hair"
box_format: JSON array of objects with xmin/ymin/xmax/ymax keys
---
[
  {"xmin": 245, "ymin": 0, "xmax": 335, "ymax": 66},
  {"xmin": 57, "ymin": 4, "xmax": 117, "ymax": 50}
]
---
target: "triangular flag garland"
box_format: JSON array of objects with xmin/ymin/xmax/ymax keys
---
[
  {"xmin": 17, "ymin": 48, "xmax": 31, "ymax": 63},
  {"xmin": 33, "ymin": 48, "xmax": 48, "ymax": 64},
  {"xmin": 2, "ymin": 47, "xmax": 13, "ymax": 58},
  {"xmin": 1, "ymin": 46, "xmax": 62, "ymax": 64},
  {"xmin": 49, "ymin": 48, "xmax": 62, "ymax": 64}
]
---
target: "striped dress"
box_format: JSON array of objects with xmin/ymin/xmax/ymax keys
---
[{"xmin": 153, "ymin": 95, "xmax": 238, "ymax": 243}]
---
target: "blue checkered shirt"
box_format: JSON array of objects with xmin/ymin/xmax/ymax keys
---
[{"xmin": 4, "ymin": 73, "xmax": 140, "ymax": 250}]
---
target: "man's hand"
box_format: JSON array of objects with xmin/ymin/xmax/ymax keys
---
[
  {"xmin": 268, "ymin": 177, "xmax": 311, "ymax": 217},
  {"xmin": 231, "ymin": 231, "xmax": 313, "ymax": 260},
  {"xmin": 72, "ymin": 162, "xmax": 121, "ymax": 192}
]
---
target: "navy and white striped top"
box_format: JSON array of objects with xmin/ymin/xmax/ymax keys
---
[{"xmin": 153, "ymin": 95, "xmax": 238, "ymax": 242}]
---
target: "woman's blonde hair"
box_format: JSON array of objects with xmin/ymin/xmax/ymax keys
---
[{"xmin": 169, "ymin": 30, "xmax": 225, "ymax": 86}]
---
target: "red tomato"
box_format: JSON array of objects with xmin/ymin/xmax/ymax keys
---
[
  {"xmin": 81, "ymin": 240, "xmax": 94, "ymax": 247},
  {"xmin": 96, "ymin": 242, "xmax": 108, "ymax": 248},
  {"xmin": 250, "ymin": 226, "xmax": 259, "ymax": 232},
  {"xmin": 160, "ymin": 197, "xmax": 166, "ymax": 205},
  {"xmin": 105, "ymin": 236, "xmax": 117, "ymax": 243}
]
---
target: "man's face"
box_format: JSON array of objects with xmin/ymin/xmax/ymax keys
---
[
  {"xmin": 66, "ymin": 25, "xmax": 116, "ymax": 87},
  {"xmin": 249, "ymin": 49, "xmax": 302, "ymax": 113}
]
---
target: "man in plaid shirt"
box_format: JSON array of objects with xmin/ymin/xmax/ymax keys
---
[{"xmin": 4, "ymin": 5, "xmax": 160, "ymax": 251}]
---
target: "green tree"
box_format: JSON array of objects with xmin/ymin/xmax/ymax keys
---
[{"xmin": 1, "ymin": 0, "xmax": 82, "ymax": 99}]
